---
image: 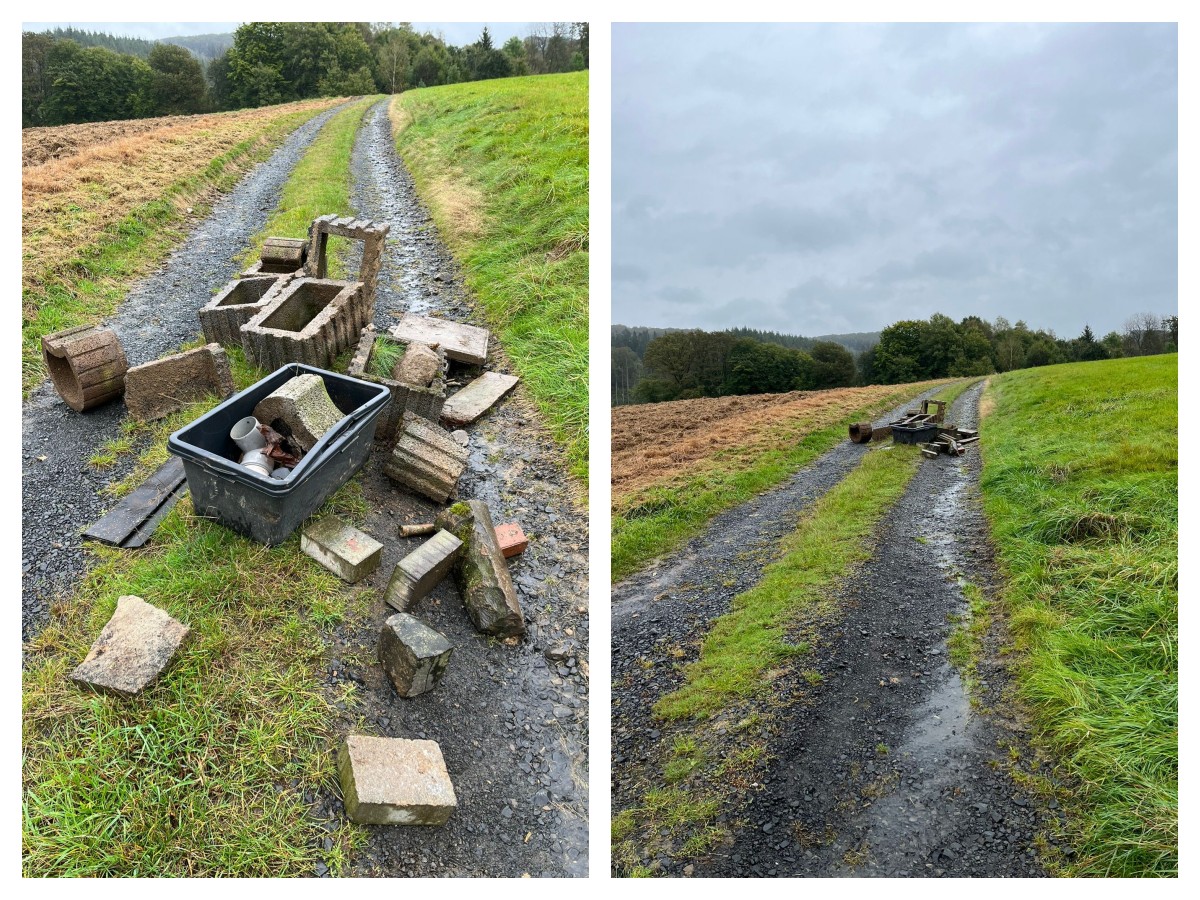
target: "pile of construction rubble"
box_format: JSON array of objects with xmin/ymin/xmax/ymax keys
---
[
  {"xmin": 46, "ymin": 214, "xmax": 533, "ymax": 829},
  {"xmin": 849, "ymin": 398, "xmax": 979, "ymax": 459}
]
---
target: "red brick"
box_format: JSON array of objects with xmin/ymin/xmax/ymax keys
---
[{"xmin": 495, "ymin": 522, "xmax": 528, "ymax": 558}]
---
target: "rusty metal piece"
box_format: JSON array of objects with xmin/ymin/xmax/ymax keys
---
[
  {"xmin": 41, "ymin": 324, "xmax": 128, "ymax": 412},
  {"xmin": 399, "ymin": 523, "xmax": 437, "ymax": 538},
  {"xmin": 849, "ymin": 421, "xmax": 874, "ymax": 443}
]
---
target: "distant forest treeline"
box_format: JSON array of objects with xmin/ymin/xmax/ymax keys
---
[
  {"xmin": 36, "ymin": 27, "xmax": 233, "ymax": 62},
  {"xmin": 612, "ymin": 313, "xmax": 1177, "ymax": 405},
  {"xmin": 22, "ymin": 22, "xmax": 588, "ymax": 128}
]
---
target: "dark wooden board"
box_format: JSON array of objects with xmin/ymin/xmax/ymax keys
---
[{"xmin": 83, "ymin": 456, "xmax": 187, "ymax": 548}]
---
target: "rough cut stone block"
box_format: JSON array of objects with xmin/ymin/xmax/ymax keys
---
[
  {"xmin": 41, "ymin": 324, "xmax": 128, "ymax": 412},
  {"xmin": 70, "ymin": 595, "xmax": 189, "ymax": 696},
  {"xmin": 384, "ymin": 414, "xmax": 468, "ymax": 503},
  {"xmin": 435, "ymin": 500, "xmax": 525, "ymax": 637},
  {"xmin": 253, "ymin": 373, "xmax": 344, "ymax": 452},
  {"xmin": 379, "ymin": 613, "xmax": 453, "ymax": 697},
  {"xmin": 124, "ymin": 343, "xmax": 235, "ymax": 421},
  {"xmin": 339, "ymin": 735, "xmax": 457, "ymax": 826},
  {"xmin": 385, "ymin": 529, "xmax": 463, "ymax": 612},
  {"xmin": 495, "ymin": 522, "xmax": 529, "ymax": 558},
  {"xmin": 347, "ymin": 326, "xmax": 446, "ymax": 441},
  {"xmin": 301, "ymin": 517, "xmax": 382, "ymax": 583},
  {"xmin": 441, "ymin": 372, "xmax": 520, "ymax": 427},
  {"xmin": 393, "ymin": 342, "xmax": 441, "ymax": 387},
  {"xmin": 261, "ymin": 237, "xmax": 307, "ymax": 268},
  {"xmin": 389, "ymin": 313, "xmax": 489, "ymax": 366},
  {"xmin": 240, "ymin": 277, "xmax": 366, "ymax": 370},
  {"xmin": 199, "ymin": 275, "xmax": 287, "ymax": 348}
]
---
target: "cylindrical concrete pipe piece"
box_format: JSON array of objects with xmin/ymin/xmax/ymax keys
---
[
  {"xmin": 849, "ymin": 421, "xmax": 874, "ymax": 444},
  {"xmin": 40, "ymin": 324, "xmax": 128, "ymax": 413}
]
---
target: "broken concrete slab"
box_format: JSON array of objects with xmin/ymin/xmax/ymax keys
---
[
  {"xmin": 393, "ymin": 342, "xmax": 441, "ymax": 388},
  {"xmin": 124, "ymin": 343, "xmax": 235, "ymax": 421},
  {"xmin": 435, "ymin": 500, "xmax": 525, "ymax": 637},
  {"xmin": 389, "ymin": 313, "xmax": 489, "ymax": 366},
  {"xmin": 378, "ymin": 613, "xmax": 453, "ymax": 697},
  {"xmin": 41, "ymin": 324, "xmax": 128, "ymax": 412},
  {"xmin": 385, "ymin": 529, "xmax": 463, "ymax": 612},
  {"xmin": 240, "ymin": 277, "xmax": 368, "ymax": 370},
  {"xmin": 384, "ymin": 413, "xmax": 469, "ymax": 503},
  {"xmin": 338, "ymin": 735, "xmax": 457, "ymax": 826},
  {"xmin": 301, "ymin": 517, "xmax": 382, "ymax": 583},
  {"xmin": 495, "ymin": 522, "xmax": 529, "ymax": 559},
  {"xmin": 253, "ymin": 373, "xmax": 344, "ymax": 453},
  {"xmin": 70, "ymin": 595, "xmax": 189, "ymax": 696},
  {"xmin": 347, "ymin": 325, "xmax": 446, "ymax": 441},
  {"xmin": 199, "ymin": 275, "xmax": 287, "ymax": 348},
  {"xmin": 441, "ymin": 372, "xmax": 520, "ymax": 427}
]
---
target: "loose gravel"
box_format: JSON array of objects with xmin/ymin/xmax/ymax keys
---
[{"xmin": 21, "ymin": 104, "xmax": 344, "ymax": 642}]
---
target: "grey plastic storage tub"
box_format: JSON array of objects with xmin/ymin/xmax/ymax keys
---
[
  {"xmin": 168, "ymin": 363, "xmax": 389, "ymax": 545},
  {"xmin": 891, "ymin": 422, "xmax": 941, "ymax": 445}
]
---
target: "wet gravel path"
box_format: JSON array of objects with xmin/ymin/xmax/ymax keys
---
[
  {"xmin": 305, "ymin": 99, "xmax": 589, "ymax": 878},
  {"xmin": 612, "ymin": 382, "xmax": 1063, "ymax": 877},
  {"xmin": 20, "ymin": 104, "xmax": 344, "ymax": 642}
]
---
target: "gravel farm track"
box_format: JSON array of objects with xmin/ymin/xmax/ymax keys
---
[
  {"xmin": 612, "ymin": 382, "xmax": 1066, "ymax": 877},
  {"xmin": 22, "ymin": 98, "xmax": 588, "ymax": 877}
]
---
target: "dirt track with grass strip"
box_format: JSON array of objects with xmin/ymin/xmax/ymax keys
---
[{"xmin": 612, "ymin": 382, "xmax": 1065, "ymax": 877}]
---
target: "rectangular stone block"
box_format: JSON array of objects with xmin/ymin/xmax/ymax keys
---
[
  {"xmin": 441, "ymin": 371, "xmax": 519, "ymax": 427},
  {"xmin": 339, "ymin": 735, "xmax": 457, "ymax": 826},
  {"xmin": 124, "ymin": 343, "xmax": 234, "ymax": 421},
  {"xmin": 379, "ymin": 613, "xmax": 453, "ymax": 697},
  {"xmin": 199, "ymin": 275, "xmax": 287, "ymax": 348},
  {"xmin": 384, "ymin": 414, "xmax": 468, "ymax": 503},
  {"xmin": 385, "ymin": 529, "xmax": 463, "ymax": 612},
  {"xmin": 347, "ymin": 325, "xmax": 446, "ymax": 441},
  {"xmin": 301, "ymin": 517, "xmax": 383, "ymax": 583},
  {"xmin": 435, "ymin": 500, "xmax": 525, "ymax": 637}
]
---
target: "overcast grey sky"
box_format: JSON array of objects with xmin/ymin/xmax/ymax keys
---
[
  {"xmin": 612, "ymin": 23, "xmax": 1178, "ymax": 338},
  {"xmin": 22, "ymin": 22, "xmax": 536, "ymax": 44}
]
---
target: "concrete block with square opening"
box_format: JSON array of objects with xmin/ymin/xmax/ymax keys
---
[
  {"xmin": 305, "ymin": 214, "xmax": 389, "ymax": 309},
  {"xmin": 240, "ymin": 277, "xmax": 368, "ymax": 370},
  {"xmin": 199, "ymin": 275, "xmax": 288, "ymax": 348},
  {"xmin": 347, "ymin": 325, "xmax": 447, "ymax": 440}
]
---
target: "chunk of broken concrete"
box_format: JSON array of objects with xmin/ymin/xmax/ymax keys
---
[
  {"xmin": 384, "ymin": 413, "xmax": 468, "ymax": 503},
  {"xmin": 441, "ymin": 371, "xmax": 519, "ymax": 427},
  {"xmin": 252, "ymin": 373, "xmax": 343, "ymax": 452},
  {"xmin": 301, "ymin": 517, "xmax": 382, "ymax": 583},
  {"xmin": 392, "ymin": 341, "xmax": 441, "ymax": 388},
  {"xmin": 379, "ymin": 613, "xmax": 453, "ymax": 697},
  {"xmin": 434, "ymin": 500, "xmax": 525, "ymax": 637},
  {"xmin": 338, "ymin": 735, "xmax": 457, "ymax": 826},
  {"xmin": 495, "ymin": 522, "xmax": 529, "ymax": 558},
  {"xmin": 124, "ymin": 343, "xmax": 235, "ymax": 421},
  {"xmin": 70, "ymin": 595, "xmax": 189, "ymax": 696},
  {"xmin": 390, "ymin": 312, "xmax": 489, "ymax": 366},
  {"xmin": 385, "ymin": 529, "xmax": 463, "ymax": 612}
]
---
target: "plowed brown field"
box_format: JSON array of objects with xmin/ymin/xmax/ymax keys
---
[
  {"xmin": 24, "ymin": 114, "xmax": 238, "ymax": 167},
  {"xmin": 612, "ymin": 383, "xmax": 943, "ymax": 506}
]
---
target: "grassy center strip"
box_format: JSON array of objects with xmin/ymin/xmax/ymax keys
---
[
  {"xmin": 977, "ymin": 355, "xmax": 1177, "ymax": 877},
  {"xmin": 611, "ymin": 381, "xmax": 955, "ymax": 581},
  {"xmin": 23, "ymin": 99, "xmax": 380, "ymax": 878},
  {"xmin": 613, "ymin": 379, "xmax": 975, "ymax": 875},
  {"xmin": 391, "ymin": 73, "xmax": 589, "ymax": 482},
  {"xmin": 22, "ymin": 102, "xmax": 340, "ymax": 397}
]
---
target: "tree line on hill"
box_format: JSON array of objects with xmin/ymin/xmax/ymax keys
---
[
  {"xmin": 612, "ymin": 313, "xmax": 1177, "ymax": 405},
  {"xmin": 22, "ymin": 22, "xmax": 588, "ymax": 128}
]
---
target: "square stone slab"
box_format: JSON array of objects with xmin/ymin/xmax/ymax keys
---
[
  {"xmin": 301, "ymin": 517, "xmax": 382, "ymax": 583},
  {"xmin": 379, "ymin": 613, "xmax": 453, "ymax": 697},
  {"xmin": 339, "ymin": 735, "xmax": 457, "ymax": 826},
  {"xmin": 70, "ymin": 595, "xmax": 189, "ymax": 696}
]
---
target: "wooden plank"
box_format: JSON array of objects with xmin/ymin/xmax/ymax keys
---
[
  {"xmin": 441, "ymin": 372, "xmax": 519, "ymax": 426},
  {"xmin": 390, "ymin": 313, "xmax": 489, "ymax": 366},
  {"xmin": 83, "ymin": 457, "xmax": 186, "ymax": 547}
]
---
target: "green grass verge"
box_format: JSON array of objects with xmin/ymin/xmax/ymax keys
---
[
  {"xmin": 979, "ymin": 354, "xmax": 1177, "ymax": 877},
  {"xmin": 393, "ymin": 73, "xmax": 589, "ymax": 483},
  {"xmin": 612, "ymin": 381, "xmax": 960, "ymax": 582},
  {"xmin": 236, "ymin": 97, "xmax": 379, "ymax": 275},
  {"xmin": 613, "ymin": 380, "xmax": 974, "ymax": 873},
  {"xmin": 22, "ymin": 105, "xmax": 337, "ymax": 397},
  {"xmin": 23, "ymin": 99, "xmax": 382, "ymax": 876}
]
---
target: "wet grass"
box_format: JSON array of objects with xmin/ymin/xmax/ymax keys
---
[
  {"xmin": 979, "ymin": 354, "xmax": 1177, "ymax": 876},
  {"xmin": 612, "ymin": 381, "xmax": 958, "ymax": 581},
  {"xmin": 392, "ymin": 73, "xmax": 588, "ymax": 482},
  {"xmin": 22, "ymin": 99, "xmax": 342, "ymax": 396}
]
